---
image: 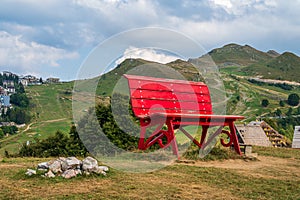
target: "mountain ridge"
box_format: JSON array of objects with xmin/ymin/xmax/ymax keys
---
[{"xmin": 205, "ymin": 43, "xmax": 300, "ymax": 82}]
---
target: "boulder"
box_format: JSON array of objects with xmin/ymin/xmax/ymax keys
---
[
  {"xmin": 98, "ymin": 166, "xmax": 109, "ymax": 172},
  {"xmin": 25, "ymin": 169, "xmax": 36, "ymax": 176},
  {"xmin": 62, "ymin": 169, "xmax": 77, "ymax": 179},
  {"xmin": 45, "ymin": 170, "xmax": 55, "ymax": 178},
  {"xmin": 82, "ymin": 156, "xmax": 98, "ymax": 172},
  {"xmin": 61, "ymin": 157, "xmax": 82, "ymax": 171},
  {"xmin": 74, "ymin": 169, "xmax": 82, "ymax": 176},
  {"xmin": 94, "ymin": 166, "xmax": 107, "ymax": 176},
  {"xmin": 31, "ymin": 156, "xmax": 108, "ymax": 179},
  {"xmin": 48, "ymin": 160, "xmax": 62, "ymax": 174},
  {"xmin": 37, "ymin": 162, "xmax": 49, "ymax": 170}
]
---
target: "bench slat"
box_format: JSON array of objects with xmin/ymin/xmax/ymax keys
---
[
  {"xmin": 127, "ymin": 81, "xmax": 210, "ymax": 95},
  {"xmin": 132, "ymin": 108, "xmax": 212, "ymax": 117},
  {"xmin": 130, "ymin": 89, "xmax": 211, "ymax": 103},
  {"xmin": 131, "ymin": 99, "xmax": 212, "ymax": 111}
]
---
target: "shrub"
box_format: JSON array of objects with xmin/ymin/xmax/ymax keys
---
[
  {"xmin": 287, "ymin": 93, "xmax": 299, "ymax": 106},
  {"xmin": 261, "ymin": 99, "xmax": 269, "ymax": 107}
]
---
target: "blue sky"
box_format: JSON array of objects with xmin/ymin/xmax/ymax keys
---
[{"xmin": 0, "ymin": 0, "xmax": 300, "ymax": 81}]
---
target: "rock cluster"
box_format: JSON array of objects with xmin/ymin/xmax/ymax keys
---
[{"xmin": 25, "ymin": 156, "xmax": 108, "ymax": 179}]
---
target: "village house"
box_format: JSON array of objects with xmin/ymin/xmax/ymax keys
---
[
  {"xmin": 0, "ymin": 86, "xmax": 6, "ymax": 95},
  {"xmin": 2, "ymin": 80, "xmax": 15, "ymax": 94},
  {"xmin": 46, "ymin": 77, "xmax": 60, "ymax": 84},
  {"xmin": 20, "ymin": 75, "xmax": 41, "ymax": 86},
  {"xmin": 2, "ymin": 71, "xmax": 17, "ymax": 78}
]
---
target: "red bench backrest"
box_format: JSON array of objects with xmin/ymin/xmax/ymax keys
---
[{"xmin": 124, "ymin": 74, "xmax": 213, "ymax": 117}]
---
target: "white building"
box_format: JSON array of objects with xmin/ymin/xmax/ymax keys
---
[{"xmin": 292, "ymin": 126, "xmax": 300, "ymax": 148}]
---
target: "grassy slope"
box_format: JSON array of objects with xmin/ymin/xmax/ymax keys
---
[
  {"xmin": 220, "ymin": 67, "xmax": 300, "ymax": 119},
  {"xmin": 209, "ymin": 44, "xmax": 300, "ymax": 82},
  {"xmin": 208, "ymin": 43, "xmax": 272, "ymax": 66},
  {"xmin": 0, "ymin": 83, "xmax": 74, "ymax": 155},
  {"xmin": 243, "ymin": 52, "xmax": 300, "ymax": 82},
  {"xmin": 96, "ymin": 58, "xmax": 202, "ymax": 96}
]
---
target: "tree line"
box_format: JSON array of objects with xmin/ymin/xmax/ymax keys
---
[{"xmin": 16, "ymin": 93, "xmax": 139, "ymax": 157}]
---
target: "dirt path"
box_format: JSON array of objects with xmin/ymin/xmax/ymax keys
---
[
  {"xmin": 42, "ymin": 118, "xmax": 68, "ymax": 123},
  {"xmin": 21, "ymin": 122, "xmax": 33, "ymax": 133},
  {"xmin": 21, "ymin": 118, "xmax": 68, "ymax": 134},
  {"xmin": 180, "ymin": 156, "xmax": 293, "ymax": 170},
  {"xmin": 178, "ymin": 156, "xmax": 300, "ymax": 180}
]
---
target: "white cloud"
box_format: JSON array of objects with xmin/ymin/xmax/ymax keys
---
[
  {"xmin": 1, "ymin": 0, "xmax": 300, "ymax": 79},
  {"xmin": 115, "ymin": 46, "xmax": 180, "ymax": 65},
  {"xmin": 0, "ymin": 31, "xmax": 78, "ymax": 75},
  {"xmin": 209, "ymin": 0, "xmax": 278, "ymax": 16}
]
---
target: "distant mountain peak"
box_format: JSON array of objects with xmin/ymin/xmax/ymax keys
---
[
  {"xmin": 281, "ymin": 51, "xmax": 299, "ymax": 58},
  {"xmin": 207, "ymin": 43, "xmax": 272, "ymax": 66},
  {"xmin": 267, "ymin": 50, "xmax": 280, "ymax": 57}
]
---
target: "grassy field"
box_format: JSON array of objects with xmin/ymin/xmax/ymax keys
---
[
  {"xmin": 0, "ymin": 83, "xmax": 74, "ymax": 155},
  {"xmin": 0, "ymin": 147, "xmax": 299, "ymax": 199},
  {"xmin": 26, "ymin": 82, "xmax": 73, "ymax": 121}
]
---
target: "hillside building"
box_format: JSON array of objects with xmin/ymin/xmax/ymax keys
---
[
  {"xmin": 46, "ymin": 77, "xmax": 60, "ymax": 84},
  {"xmin": 0, "ymin": 86, "xmax": 6, "ymax": 95},
  {"xmin": 292, "ymin": 126, "xmax": 300, "ymax": 148},
  {"xmin": 236, "ymin": 124, "xmax": 272, "ymax": 147},
  {"xmin": 236, "ymin": 121, "xmax": 290, "ymax": 147},
  {"xmin": 20, "ymin": 75, "xmax": 41, "ymax": 86},
  {"xmin": 2, "ymin": 80, "xmax": 15, "ymax": 94},
  {"xmin": 19, "ymin": 78, "xmax": 28, "ymax": 86},
  {"xmin": 2, "ymin": 71, "xmax": 17, "ymax": 78},
  {"xmin": 3, "ymin": 80, "xmax": 14, "ymax": 88}
]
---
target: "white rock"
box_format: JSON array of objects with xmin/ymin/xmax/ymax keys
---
[
  {"xmin": 82, "ymin": 156, "xmax": 98, "ymax": 172},
  {"xmin": 100, "ymin": 171, "xmax": 107, "ymax": 176},
  {"xmin": 48, "ymin": 160, "xmax": 62, "ymax": 174},
  {"xmin": 25, "ymin": 169, "xmax": 36, "ymax": 176},
  {"xmin": 74, "ymin": 169, "xmax": 82, "ymax": 176},
  {"xmin": 83, "ymin": 171, "xmax": 90, "ymax": 176},
  {"xmin": 98, "ymin": 166, "xmax": 109, "ymax": 172},
  {"xmin": 37, "ymin": 162, "xmax": 49, "ymax": 170},
  {"xmin": 93, "ymin": 167, "xmax": 107, "ymax": 176},
  {"xmin": 45, "ymin": 170, "xmax": 55, "ymax": 178},
  {"xmin": 62, "ymin": 169, "xmax": 77, "ymax": 179},
  {"xmin": 61, "ymin": 157, "xmax": 82, "ymax": 171}
]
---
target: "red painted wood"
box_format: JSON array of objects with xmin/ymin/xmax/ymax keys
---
[
  {"xmin": 128, "ymin": 81, "xmax": 210, "ymax": 94},
  {"xmin": 130, "ymin": 89, "xmax": 211, "ymax": 103},
  {"xmin": 131, "ymin": 99, "xmax": 212, "ymax": 111},
  {"xmin": 123, "ymin": 74, "xmax": 244, "ymax": 158}
]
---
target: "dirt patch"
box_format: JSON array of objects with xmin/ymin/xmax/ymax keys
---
[{"xmin": 177, "ymin": 156, "xmax": 300, "ymax": 180}]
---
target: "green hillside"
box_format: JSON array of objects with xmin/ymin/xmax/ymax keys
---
[
  {"xmin": 96, "ymin": 58, "xmax": 203, "ymax": 96},
  {"xmin": 208, "ymin": 44, "xmax": 300, "ymax": 82},
  {"xmin": 0, "ymin": 83, "xmax": 74, "ymax": 155},
  {"xmin": 208, "ymin": 43, "xmax": 272, "ymax": 66},
  {"xmin": 244, "ymin": 52, "xmax": 300, "ymax": 82}
]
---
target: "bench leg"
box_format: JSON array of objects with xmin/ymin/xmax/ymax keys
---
[
  {"xmin": 166, "ymin": 120, "xmax": 179, "ymax": 158},
  {"xmin": 200, "ymin": 125, "xmax": 209, "ymax": 147},
  {"xmin": 229, "ymin": 122, "xmax": 242, "ymax": 155},
  {"xmin": 138, "ymin": 125, "xmax": 147, "ymax": 150},
  {"xmin": 139, "ymin": 119, "xmax": 165, "ymax": 150}
]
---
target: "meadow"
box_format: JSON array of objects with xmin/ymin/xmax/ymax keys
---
[{"xmin": 0, "ymin": 146, "xmax": 299, "ymax": 200}]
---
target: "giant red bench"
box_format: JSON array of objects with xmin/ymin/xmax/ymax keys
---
[{"xmin": 123, "ymin": 74, "xmax": 244, "ymax": 158}]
